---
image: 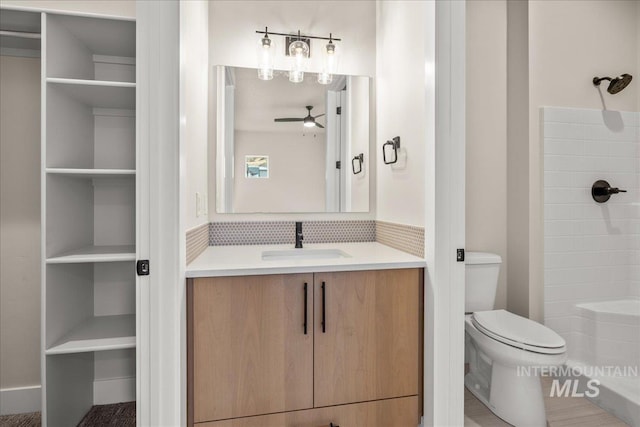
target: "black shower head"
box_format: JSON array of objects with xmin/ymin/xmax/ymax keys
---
[{"xmin": 593, "ymin": 74, "xmax": 633, "ymax": 94}]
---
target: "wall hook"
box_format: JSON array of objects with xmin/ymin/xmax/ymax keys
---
[
  {"xmin": 352, "ymin": 153, "xmax": 364, "ymax": 174},
  {"xmin": 383, "ymin": 136, "xmax": 400, "ymax": 165}
]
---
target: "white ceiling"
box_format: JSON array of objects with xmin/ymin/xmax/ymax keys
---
[{"xmin": 233, "ymin": 66, "xmax": 327, "ymax": 133}]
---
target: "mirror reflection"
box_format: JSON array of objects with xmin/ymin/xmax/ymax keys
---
[{"xmin": 215, "ymin": 65, "xmax": 370, "ymax": 213}]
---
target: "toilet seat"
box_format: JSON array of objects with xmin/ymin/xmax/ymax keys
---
[{"xmin": 471, "ymin": 310, "xmax": 566, "ymax": 354}]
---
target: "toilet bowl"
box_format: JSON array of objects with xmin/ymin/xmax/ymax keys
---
[
  {"xmin": 464, "ymin": 253, "xmax": 567, "ymax": 427},
  {"xmin": 465, "ymin": 310, "xmax": 566, "ymax": 427}
]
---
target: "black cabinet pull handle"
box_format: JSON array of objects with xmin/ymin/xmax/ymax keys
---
[
  {"xmin": 321, "ymin": 282, "xmax": 326, "ymax": 333},
  {"xmin": 303, "ymin": 282, "xmax": 308, "ymax": 335}
]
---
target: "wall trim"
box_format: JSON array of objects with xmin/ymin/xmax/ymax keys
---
[{"xmin": 0, "ymin": 385, "xmax": 41, "ymax": 415}]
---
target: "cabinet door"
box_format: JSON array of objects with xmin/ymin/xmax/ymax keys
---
[
  {"xmin": 197, "ymin": 395, "xmax": 419, "ymax": 427},
  {"xmin": 314, "ymin": 269, "xmax": 421, "ymax": 407},
  {"xmin": 190, "ymin": 274, "xmax": 313, "ymax": 422}
]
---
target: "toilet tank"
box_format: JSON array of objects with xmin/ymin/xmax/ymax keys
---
[{"xmin": 465, "ymin": 252, "xmax": 502, "ymax": 313}]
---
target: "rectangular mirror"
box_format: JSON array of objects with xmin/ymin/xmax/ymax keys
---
[{"xmin": 215, "ymin": 65, "xmax": 371, "ymax": 213}]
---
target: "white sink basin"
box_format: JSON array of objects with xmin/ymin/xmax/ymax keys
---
[{"xmin": 261, "ymin": 248, "xmax": 351, "ymax": 261}]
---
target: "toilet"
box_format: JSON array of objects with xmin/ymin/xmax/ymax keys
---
[{"xmin": 465, "ymin": 252, "xmax": 567, "ymax": 427}]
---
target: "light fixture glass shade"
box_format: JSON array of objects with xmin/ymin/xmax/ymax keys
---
[
  {"xmin": 256, "ymin": 33, "xmax": 275, "ymax": 80},
  {"xmin": 318, "ymin": 40, "xmax": 338, "ymax": 85},
  {"xmin": 317, "ymin": 72, "xmax": 332, "ymax": 85},
  {"xmin": 289, "ymin": 69, "xmax": 304, "ymax": 83},
  {"xmin": 288, "ymin": 38, "xmax": 309, "ymax": 83}
]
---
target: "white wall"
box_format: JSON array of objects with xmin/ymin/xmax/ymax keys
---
[
  {"xmin": 181, "ymin": 0, "xmax": 209, "ymax": 231},
  {"xmin": 375, "ymin": 0, "xmax": 429, "ymax": 228},
  {"xmin": 0, "ymin": 56, "xmax": 41, "ymax": 390},
  {"xmin": 0, "ymin": 0, "xmax": 134, "ymax": 17},
  {"xmin": 465, "ymin": 0, "xmax": 508, "ymax": 310},
  {"xmin": 233, "ymin": 131, "xmax": 326, "ymax": 213},
  {"xmin": 208, "ymin": 0, "xmax": 376, "ymax": 221},
  {"xmin": 528, "ymin": 0, "xmax": 640, "ymax": 321}
]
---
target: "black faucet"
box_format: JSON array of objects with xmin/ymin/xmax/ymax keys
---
[{"xmin": 295, "ymin": 222, "xmax": 304, "ymax": 248}]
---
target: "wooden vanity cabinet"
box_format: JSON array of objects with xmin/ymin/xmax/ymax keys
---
[{"xmin": 188, "ymin": 268, "xmax": 423, "ymax": 427}]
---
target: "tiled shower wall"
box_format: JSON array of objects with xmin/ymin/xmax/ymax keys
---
[{"xmin": 543, "ymin": 107, "xmax": 640, "ymax": 360}]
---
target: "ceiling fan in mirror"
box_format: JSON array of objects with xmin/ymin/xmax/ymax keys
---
[{"xmin": 274, "ymin": 105, "xmax": 325, "ymax": 129}]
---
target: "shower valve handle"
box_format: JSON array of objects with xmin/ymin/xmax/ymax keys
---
[
  {"xmin": 592, "ymin": 180, "xmax": 627, "ymax": 203},
  {"xmin": 593, "ymin": 186, "xmax": 626, "ymax": 196}
]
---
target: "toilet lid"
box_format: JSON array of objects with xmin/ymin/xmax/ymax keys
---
[{"xmin": 472, "ymin": 310, "xmax": 566, "ymax": 354}]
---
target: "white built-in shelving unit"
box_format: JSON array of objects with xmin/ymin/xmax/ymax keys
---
[{"xmin": 41, "ymin": 11, "xmax": 137, "ymax": 426}]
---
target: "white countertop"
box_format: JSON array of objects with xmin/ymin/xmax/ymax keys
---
[{"xmin": 186, "ymin": 242, "xmax": 426, "ymax": 278}]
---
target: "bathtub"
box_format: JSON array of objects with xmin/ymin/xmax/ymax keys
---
[{"xmin": 567, "ymin": 299, "xmax": 640, "ymax": 426}]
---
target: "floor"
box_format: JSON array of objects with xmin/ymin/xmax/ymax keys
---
[
  {"xmin": 464, "ymin": 376, "xmax": 630, "ymax": 427},
  {"xmin": 0, "ymin": 402, "xmax": 135, "ymax": 427}
]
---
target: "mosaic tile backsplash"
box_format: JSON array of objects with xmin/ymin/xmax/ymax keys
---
[
  {"xmin": 186, "ymin": 223, "xmax": 209, "ymax": 264},
  {"xmin": 209, "ymin": 220, "xmax": 376, "ymax": 246},
  {"xmin": 375, "ymin": 220, "xmax": 425, "ymax": 258},
  {"xmin": 204, "ymin": 220, "xmax": 425, "ymax": 258}
]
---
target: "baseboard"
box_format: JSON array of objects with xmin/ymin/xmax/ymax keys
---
[
  {"xmin": 93, "ymin": 377, "xmax": 135, "ymax": 405},
  {"xmin": 0, "ymin": 385, "xmax": 41, "ymax": 415}
]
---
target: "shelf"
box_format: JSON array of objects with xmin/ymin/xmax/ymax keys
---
[
  {"xmin": 47, "ymin": 245, "xmax": 136, "ymax": 264},
  {"xmin": 0, "ymin": 30, "xmax": 41, "ymax": 57},
  {"xmin": 46, "ymin": 314, "xmax": 135, "ymax": 355},
  {"xmin": 46, "ymin": 168, "xmax": 136, "ymax": 178},
  {"xmin": 47, "ymin": 78, "xmax": 135, "ymax": 109}
]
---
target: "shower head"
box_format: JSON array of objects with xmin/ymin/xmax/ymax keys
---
[{"xmin": 593, "ymin": 74, "xmax": 633, "ymax": 94}]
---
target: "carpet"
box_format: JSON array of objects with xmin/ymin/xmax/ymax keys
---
[{"xmin": 0, "ymin": 402, "xmax": 135, "ymax": 427}]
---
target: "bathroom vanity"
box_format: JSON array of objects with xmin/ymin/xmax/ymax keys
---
[{"xmin": 186, "ymin": 243, "xmax": 425, "ymax": 427}]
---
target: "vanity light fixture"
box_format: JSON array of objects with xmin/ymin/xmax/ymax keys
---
[
  {"xmin": 254, "ymin": 28, "xmax": 342, "ymax": 84},
  {"xmin": 256, "ymin": 27, "xmax": 275, "ymax": 81}
]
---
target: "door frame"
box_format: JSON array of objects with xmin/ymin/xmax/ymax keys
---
[
  {"xmin": 423, "ymin": 1, "xmax": 466, "ymax": 426},
  {"xmin": 136, "ymin": 1, "xmax": 183, "ymax": 426}
]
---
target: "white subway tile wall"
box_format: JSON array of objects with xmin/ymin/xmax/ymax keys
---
[{"xmin": 543, "ymin": 107, "xmax": 640, "ymax": 362}]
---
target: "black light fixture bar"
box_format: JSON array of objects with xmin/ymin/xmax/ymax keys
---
[{"xmin": 255, "ymin": 28, "xmax": 341, "ymax": 42}]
